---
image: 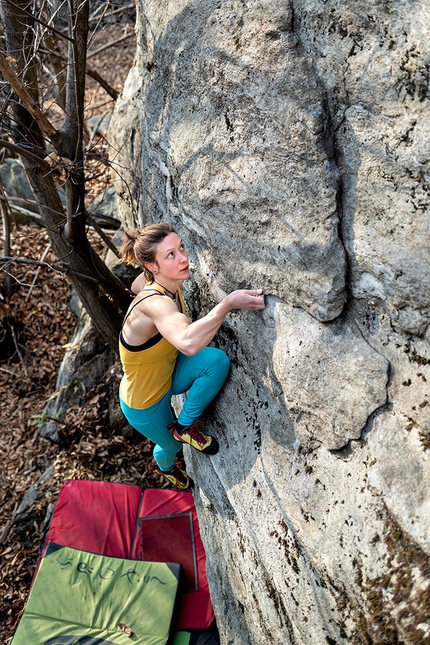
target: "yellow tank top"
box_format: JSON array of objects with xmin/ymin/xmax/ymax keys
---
[{"xmin": 119, "ymin": 285, "xmax": 186, "ymax": 409}]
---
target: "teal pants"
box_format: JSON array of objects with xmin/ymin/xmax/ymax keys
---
[{"xmin": 120, "ymin": 347, "xmax": 230, "ymax": 471}]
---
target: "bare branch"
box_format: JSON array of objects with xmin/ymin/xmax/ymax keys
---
[
  {"xmin": 91, "ymin": 98, "xmax": 115, "ymax": 110},
  {"xmin": 87, "ymin": 31, "xmax": 134, "ymax": 59},
  {"xmin": 0, "ymin": 200, "xmax": 43, "ymax": 222},
  {"xmin": 39, "ymin": 47, "xmax": 119, "ymax": 100},
  {"xmin": 62, "ymin": 0, "xmax": 89, "ymax": 151},
  {"xmin": 86, "ymin": 68, "xmax": 119, "ymax": 100},
  {"xmin": 87, "ymin": 2, "xmax": 109, "ymax": 49},
  {"xmin": 0, "ymin": 138, "xmax": 52, "ymax": 171},
  {"xmin": 0, "ymin": 177, "xmax": 13, "ymax": 296},
  {"xmin": 86, "ymin": 112, "xmax": 108, "ymax": 148},
  {"xmin": 87, "ymin": 215, "xmax": 121, "ymax": 258},
  {"xmin": 0, "ymin": 0, "xmax": 134, "ymax": 350},
  {"xmin": 0, "ymin": 255, "xmax": 99, "ymax": 283},
  {"xmin": 41, "ymin": 35, "xmax": 67, "ymax": 109},
  {"xmin": 25, "ymin": 242, "xmax": 51, "ymax": 301},
  {"xmin": 61, "ymin": 0, "xmax": 89, "ymax": 245},
  {"xmin": 0, "ymin": 366, "xmax": 18, "ymax": 377},
  {"xmin": 0, "ymin": 53, "xmax": 58, "ymax": 139},
  {"xmin": 3, "ymin": 0, "xmax": 75, "ymax": 43},
  {"xmin": 89, "ymin": 2, "xmax": 134, "ymax": 23},
  {"xmin": 0, "ymin": 194, "xmax": 37, "ymax": 207}
]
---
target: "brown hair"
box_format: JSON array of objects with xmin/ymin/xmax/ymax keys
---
[{"xmin": 120, "ymin": 222, "xmax": 177, "ymax": 282}]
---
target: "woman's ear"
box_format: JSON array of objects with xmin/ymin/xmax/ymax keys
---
[{"xmin": 144, "ymin": 263, "xmax": 157, "ymax": 274}]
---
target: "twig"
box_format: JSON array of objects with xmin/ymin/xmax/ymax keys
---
[
  {"xmin": 25, "ymin": 243, "xmax": 52, "ymax": 301},
  {"xmin": 0, "ymin": 256, "xmax": 99, "ymax": 283},
  {"xmin": 89, "ymin": 3, "xmax": 135, "ymax": 22},
  {"xmin": 108, "ymin": 2, "xmax": 135, "ymax": 17},
  {"xmin": 91, "ymin": 98, "xmax": 115, "ymax": 110},
  {"xmin": 86, "ymin": 69, "xmax": 119, "ymax": 100},
  {"xmin": 43, "ymin": 415, "xmax": 79, "ymax": 429},
  {"xmin": 0, "ymin": 194, "xmax": 38, "ymax": 208},
  {"xmin": 0, "ymin": 202, "xmax": 43, "ymax": 222},
  {"xmin": 87, "ymin": 31, "xmax": 135, "ymax": 59},
  {"xmin": 0, "ymin": 54, "xmax": 58, "ymax": 140},
  {"xmin": 1, "ymin": 267, "xmax": 33, "ymax": 288},
  {"xmin": 3, "ymin": 0, "xmax": 75, "ymax": 43},
  {"xmin": 87, "ymin": 3, "xmax": 110, "ymax": 50},
  {"xmin": 10, "ymin": 321, "xmax": 28, "ymax": 377},
  {"xmin": 0, "ymin": 366, "xmax": 18, "ymax": 376},
  {"xmin": 88, "ymin": 216, "xmax": 121, "ymax": 257},
  {"xmin": 87, "ymin": 111, "xmax": 108, "ymax": 147},
  {"xmin": 39, "ymin": 48, "xmax": 119, "ymax": 100},
  {"xmin": 87, "ymin": 211, "xmax": 120, "ymax": 229},
  {"xmin": 0, "ymin": 178, "xmax": 13, "ymax": 296},
  {"xmin": 0, "ymin": 139, "xmax": 52, "ymax": 172}
]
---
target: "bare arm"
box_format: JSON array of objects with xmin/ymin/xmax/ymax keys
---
[
  {"xmin": 131, "ymin": 272, "xmax": 147, "ymax": 294},
  {"xmin": 148, "ymin": 290, "xmax": 265, "ymax": 356}
]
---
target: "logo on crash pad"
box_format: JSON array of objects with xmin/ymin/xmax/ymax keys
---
[{"xmin": 45, "ymin": 637, "xmax": 117, "ymax": 645}]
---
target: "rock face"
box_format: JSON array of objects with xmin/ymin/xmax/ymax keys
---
[{"xmin": 109, "ymin": 1, "xmax": 430, "ymax": 643}]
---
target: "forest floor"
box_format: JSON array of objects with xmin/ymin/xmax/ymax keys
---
[{"xmin": 0, "ymin": 19, "xmax": 167, "ymax": 643}]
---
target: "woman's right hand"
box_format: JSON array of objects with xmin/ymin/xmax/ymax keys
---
[{"xmin": 224, "ymin": 289, "xmax": 266, "ymax": 311}]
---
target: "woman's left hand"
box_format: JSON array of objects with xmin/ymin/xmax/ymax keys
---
[{"xmin": 224, "ymin": 289, "xmax": 266, "ymax": 311}]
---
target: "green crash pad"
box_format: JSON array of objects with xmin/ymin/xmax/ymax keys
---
[
  {"xmin": 171, "ymin": 633, "xmax": 191, "ymax": 645},
  {"xmin": 12, "ymin": 543, "xmax": 182, "ymax": 645}
]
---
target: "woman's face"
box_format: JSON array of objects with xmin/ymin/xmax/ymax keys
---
[{"xmin": 153, "ymin": 232, "xmax": 190, "ymax": 281}]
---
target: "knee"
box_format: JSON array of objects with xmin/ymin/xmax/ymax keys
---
[{"xmin": 211, "ymin": 347, "xmax": 230, "ymax": 376}]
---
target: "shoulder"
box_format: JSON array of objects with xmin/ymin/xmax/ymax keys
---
[
  {"xmin": 131, "ymin": 272, "xmax": 147, "ymax": 295},
  {"xmin": 139, "ymin": 291, "xmax": 176, "ymax": 312},
  {"xmin": 135, "ymin": 290, "xmax": 168, "ymax": 305},
  {"xmin": 126, "ymin": 290, "xmax": 167, "ymax": 314}
]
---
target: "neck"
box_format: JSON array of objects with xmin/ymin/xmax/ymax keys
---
[{"xmin": 153, "ymin": 279, "xmax": 180, "ymax": 298}]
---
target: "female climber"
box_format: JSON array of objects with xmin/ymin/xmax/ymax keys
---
[{"xmin": 119, "ymin": 222, "xmax": 265, "ymax": 490}]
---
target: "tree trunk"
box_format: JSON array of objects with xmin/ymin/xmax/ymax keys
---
[{"xmin": 0, "ymin": 0, "xmax": 132, "ymax": 353}]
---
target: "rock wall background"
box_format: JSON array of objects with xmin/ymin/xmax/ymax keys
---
[{"xmin": 109, "ymin": 1, "xmax": 430, "ymax": 643}]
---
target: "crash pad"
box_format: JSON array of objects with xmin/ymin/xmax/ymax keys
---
[
  {"xmin": 132, "ymin": 489, "xmax": 215, "ymax": 630},
  {"xmin": 37, "ymin": 482, "xmax": 215, "ymax": 632},
  {"xmin": 13, "ymin": 543, "xmax": 181, "ymax": 645},
  {"xmin": 140, "ymin": 512, "xmax": 198, "ymax": 593},
  {"xmin": 43, "ymin": 480, "xmax": 142, "ymax": 558}
]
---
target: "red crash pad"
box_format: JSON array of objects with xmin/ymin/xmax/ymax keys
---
[
  {"xmin": 140, "ymin": 513, "xmax": 198, "ymax": 593},
  {"xmin": 43, "ymin": 480, "xmax": 142, "ymax": 558},
  {"xmin": 131, "ymin": 489, "xmax": 215, "ymax": 630}
]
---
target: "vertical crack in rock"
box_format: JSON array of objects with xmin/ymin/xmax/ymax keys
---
[{"xmin": 136, "ymin": 0, "xmax": 348, "ymax": 321}]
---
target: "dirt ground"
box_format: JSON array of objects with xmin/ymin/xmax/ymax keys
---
[{"xmin": 0, "ymin": 19, "xmax": 169, "ymax": 643}]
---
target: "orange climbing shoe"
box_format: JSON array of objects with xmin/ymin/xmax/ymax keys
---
[
  {"xmin": 168, "ymin": 420, "xmax": 219, "ymax": 455},
  {"xmin": 154, "ymin": 461, "xmax": 194, "ymax": 491}
]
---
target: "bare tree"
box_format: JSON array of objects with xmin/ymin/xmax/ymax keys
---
[{"xmin": 0, "ymin": 0, "xmax": 133, "ymax": 352}]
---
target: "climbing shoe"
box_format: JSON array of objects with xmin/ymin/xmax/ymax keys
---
[
  {"xmin": 154, "ymin": 461, "xmax": 194, "ymax": 491},
  {"xmin": 168, "ymin": 420, "xmax": 219, "ymax": 455}
]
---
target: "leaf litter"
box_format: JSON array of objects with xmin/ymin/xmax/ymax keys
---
[{"xmin": 0, "ymin": 22, "xmax": 173, "ymax": 643}]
